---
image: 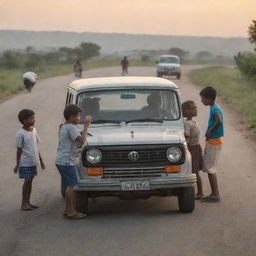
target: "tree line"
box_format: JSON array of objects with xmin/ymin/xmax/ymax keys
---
[{"xmin": 0, "ymin": 42, "xmax": 100, "ymax": 69}]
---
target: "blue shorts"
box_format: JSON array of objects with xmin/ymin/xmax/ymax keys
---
[
  {"xmin": 56, "ymin": 164, "xmax": 78, "ymax": 187},
  {"xmin": 19, "ymin": 166, "xmax": 37, "ymax": 179}
]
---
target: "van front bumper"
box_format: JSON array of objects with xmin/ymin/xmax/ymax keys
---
[{"xmin": 75, "ymin": 174, "xmax": 196, "ymax": 192}]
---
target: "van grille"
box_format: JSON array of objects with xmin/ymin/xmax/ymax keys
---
[
  {"xmin": 103, "ymin": 167, "xmax": 164, "ymax": 179},
  {"xmin": 82, "ymin": 144, "xmax": 185, "ymax": 168}
]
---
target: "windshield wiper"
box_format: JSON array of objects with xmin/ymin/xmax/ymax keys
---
[
  {"xmin": 126, "ymin": 118, "xmax": 163, "ymax": 124},
  {"xmin": 92, "ymin": 119, "xmax": 121, "ymax": 124}
]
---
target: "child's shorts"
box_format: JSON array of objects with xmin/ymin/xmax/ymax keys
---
[
  {"xmin": 19, "ymin": 166, "xmax": 37, "ymax": 179},
  {"xmin": 203, "ymin": 143, "xmax": 222, "ymax": 174},
  {"xmin": 23, "ymin": 78, "xmax": 35, "ymax": 89},
  {"xmin": 188, "ymin": 144, "xmax": 203, "ymax": 174},
  {"xmin": 56, "ymin": 164, "xmax": 78, "ymax": 187}
]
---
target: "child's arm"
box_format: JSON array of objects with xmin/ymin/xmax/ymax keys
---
[
  {"xmin": 76, "ymin": 115, "xmax": 92, "ymax": 145},
  {"xmin": 39, "ymin": 152, "xmax": 45, "ymax": 170},
  {"xmin": 14, "ymin": 148, "xmax": 22, "ymax": 174},
  {"xmin": 206, "ymin": 112, "xmax": 222, "ymax": 140}
]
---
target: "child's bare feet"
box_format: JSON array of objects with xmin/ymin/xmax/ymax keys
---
[
  {"xmin": 29, "ymin": 204, "xmax": 39, "ymax": 209},
  {"xmin": 21, "ymin": 204, "xmax": 34, "ymax": 211}
]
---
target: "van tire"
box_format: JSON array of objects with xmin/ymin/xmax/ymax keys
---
[
  {"xmin": 157, "ymin": 72, "xmax": 162, "ymax": 77},
  {"xmin": 177, "ymin": 187, "xmax": 195, "ymax": 213},
  {"xmin": 75, "ymin": 191, "xmax": 89, "ymax": 214},
  {"xmin": 177, "ymin": 74, "xmax": 181, "ymax": 79}
]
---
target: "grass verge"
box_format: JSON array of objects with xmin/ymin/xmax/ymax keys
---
[
  {"xmin": 0, "ymin": 57, "xmax": 155, "ymax": 101},
  {"xmin": 189, "ymin": 66, "xmax": 256, "ymax": 130}
]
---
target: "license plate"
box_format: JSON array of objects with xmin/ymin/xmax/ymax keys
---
[{"xmin": 121, "ymin": 181, "xmax": 150, "ymax": 191}]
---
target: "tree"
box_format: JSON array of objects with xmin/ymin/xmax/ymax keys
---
[
  {"xmin": 76, "ymin": 42, "xmax": 100, "ymax": 60},
  {"xmin": 169, "ymin": 48, "xmax": 189, "ymax": 60},
  {"xmin": 196, "ymin": 51, "xmax": 212, "ymax": 60},
  {"xmin": 248, "ymin": 20, "xmax": 256, "ymax": 47}
]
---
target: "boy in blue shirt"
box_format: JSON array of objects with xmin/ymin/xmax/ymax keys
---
[{"xmin": 199, "ymin": 86, "xmax": 224, "ymax": 202}]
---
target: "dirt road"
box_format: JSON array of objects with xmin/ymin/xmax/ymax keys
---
[{"xmin": 0, "ymin": 66, "xmax": 256, "ymax": 256}]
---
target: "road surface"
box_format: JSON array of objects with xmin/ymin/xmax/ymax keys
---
[{"xmin": 0, "ymin": 66, "xmax": 256, "ymax": 256}]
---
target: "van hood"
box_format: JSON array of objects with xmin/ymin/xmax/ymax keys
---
[{"xmin": 84, "ymin": 125, "xmax": 185, "ymax": 146}]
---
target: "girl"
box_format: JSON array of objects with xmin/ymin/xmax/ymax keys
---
[{"xmin": 182, "ymin": 101, "xmax": 204, "ymax": 199}]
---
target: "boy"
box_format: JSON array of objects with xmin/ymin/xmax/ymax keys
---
[
  {"xmin": 182, "ymin": 100, "xmax": 204, "ymax": 199},
  {"xmin": 120, "ymin": 56, "xmax": 129, "ymax": 76},
  {"xmin": 55, "ymin": 104, "xmax": 91, "ymax": 219},
  {"xmin": 199, "ymin": 86, "xmax": 223, "ymax": 203},
  {"xmin": 14, "ymin": 109, "xmax": 45, "ymax": 210}
]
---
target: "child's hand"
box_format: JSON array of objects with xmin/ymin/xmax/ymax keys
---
[
  {"xmin": 13, "ymin": 166, "xmax": 18, "ymax": 174},
  {"xmin": 84, "ymin": 115, "xmax": 92, "ymax": 128}
]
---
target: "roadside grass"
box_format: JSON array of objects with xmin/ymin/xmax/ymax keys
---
[
  {"xmin": 0, "ymin": 57, "xmax": 155, "ymax": 101},
  {"xmin": 189, "ymin": 66, "xmax": 256, "ymax": 130}
]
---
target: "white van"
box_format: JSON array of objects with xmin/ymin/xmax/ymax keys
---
[
  {"xmin": 64, "ymin": 76, "xmax": 196, "ymax": 214},
  {"xmin": 157, "ymin": 55, "xmax": 181, "ymax": 79}
]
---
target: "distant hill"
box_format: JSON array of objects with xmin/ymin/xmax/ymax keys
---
[{"xmin": 0, "ymin": 30, "xmax": 253, "ymax": 57}]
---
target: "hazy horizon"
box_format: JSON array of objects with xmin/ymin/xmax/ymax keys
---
[
  {"xmin": 0, "ymin": 28, "xmax": 249, "ymax": 39},
  {"xmin": 0, "ymin": 0, "xmax": 255, "ymax": 38}
]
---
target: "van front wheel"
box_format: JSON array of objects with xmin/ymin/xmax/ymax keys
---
[{"xmin": 177, "ymin": 187, "xmax": 195, "ymax": 213}]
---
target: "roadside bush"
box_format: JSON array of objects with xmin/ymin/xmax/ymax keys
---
[
  {"xmin": 0, "ymin": 50, "xmax": 21, "ymax": 69},
  {"xmin": 234, "ymin": 52, "xmax": 256, "ymax": 78},
  {"xmin": 24, "ymin": 53, "xmax": 44, "ymax": 69},
  {"xmin": 141, "ymin": 55, "xmax": 150, "ymax": 62}
]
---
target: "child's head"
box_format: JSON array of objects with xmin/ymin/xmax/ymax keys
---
[
  {"xmin": 64, "ymin": 104, "xmax": 82, "ymax": 124},
  {"xmin": 18, "ymin": 109, "xmax": 35, "ymax": 126},
  {"xmin": 199, "ymin": 86, "xmax": 216, "ymax": 106},
  {"xmin": 182, "ymin": 100, "xmax": 197, "ymax": 118}
]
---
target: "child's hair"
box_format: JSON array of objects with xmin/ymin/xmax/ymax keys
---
[
  {"xmin": 200, "ymin": 86, "xmax": 216, "ymax": 100},
  {"xmin": 18, "ymin": 109, "xmax": 35, "ymax": 124},
  {"xmin": 63, "ymin": 104, "xmax": 82, "ymax": 120},
  {"xmin": 182, "ymin": 100, "xmax": 195, "ymax": 117}
]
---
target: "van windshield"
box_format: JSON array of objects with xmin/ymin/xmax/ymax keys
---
[
  {"xmin": 77, "ymin": 89, "xmax": 180, "ymax": 123},
  {"xmin": 159, "ymin": 57, "xmax": 180, "ymax": 64}
]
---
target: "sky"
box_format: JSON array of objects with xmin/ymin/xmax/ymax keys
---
[{"xmin": 0, "ymin": 0, "xmax": 255, "ymax": 37}]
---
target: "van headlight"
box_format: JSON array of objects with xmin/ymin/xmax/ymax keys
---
[
  {"xmin": 166, "ymin": 147, "xmax": 182, "ymax": 162},
  {"xmin": 86, "ymin": 148, "xmax": 102, "ymax": 164}
]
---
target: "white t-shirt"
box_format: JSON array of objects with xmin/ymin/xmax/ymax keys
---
[
  {"xmin": 16, "ymin": 128, "xmax": 40, "ymax": 167},
  {"xmin": 184, "ymin": 119, "xmax": 201, "ymax": 146},
  {"xmin": 22, "ymin": 72, "xmax": 38, "ymax": 83}
]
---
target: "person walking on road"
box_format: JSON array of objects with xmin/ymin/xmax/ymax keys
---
[
  {"xmin": 14, "ymin": 109, "xmax": 45, "ymax": 210},
  {"xmin": 182, "ymin": 100, "xmax": 204, "ymax": 200},
  {"xmin": 120, "ymin": 56, "xmax": 129, "ymax": 76},
  {"xmin": 22, "ymin": 71, "xmax": 38, "ymax": 92},
  {"xmin": 73, "ymin": 59, "xmax": 83, "ymax": 78},
  {"xmin": 55, "ymin": 104, "xmax": 91, "ymax": 219},
  {"xmin": 199, "ymin": 86, "xmax": 224, "ymax": 203}
]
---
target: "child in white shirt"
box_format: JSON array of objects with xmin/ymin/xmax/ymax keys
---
[
  {"xmin": 182, "ymin": 100, "xmax": 204, "ymax": 199},
  {"xmin": 14, "ymin": 109, "xmax": 45, "ymax": 210}
]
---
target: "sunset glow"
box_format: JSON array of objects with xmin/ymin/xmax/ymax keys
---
[{"xmin": 0, "ymin": 0, "xmax": 255, "ymax": 37}]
